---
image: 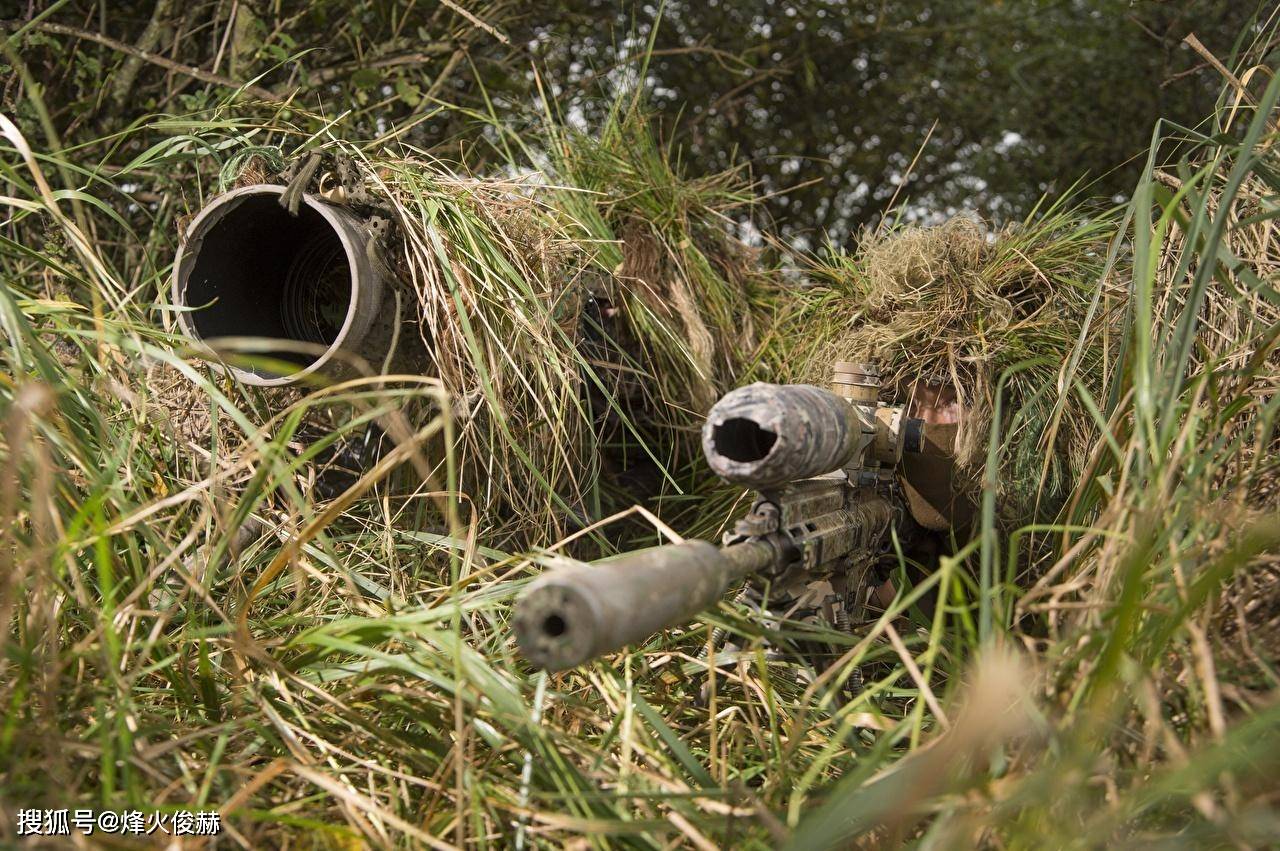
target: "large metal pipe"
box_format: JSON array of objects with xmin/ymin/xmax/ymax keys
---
[
  {"xmin": 171, "ymin": 184, "xmax": 387, "ymax": 386},
  {"xmin": 513, "ymin": 540, "xmax": 777, "ymax": 671},
  {"xmin": 702, "ymin": 383, "xmax": 858, "ymax": 489}
]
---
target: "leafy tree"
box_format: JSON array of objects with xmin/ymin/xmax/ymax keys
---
[
  {"xmin": 3, "ymin": 0, "xmax": 1264, "ymax": 243},
  {"xmin": 520, "ymin": 0, "xmax": 1264, "ymax": 242}
]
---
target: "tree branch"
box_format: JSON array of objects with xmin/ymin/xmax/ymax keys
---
[{"xmin": 4, "ymin": 19, "xmax": 282, "ymax": 103}]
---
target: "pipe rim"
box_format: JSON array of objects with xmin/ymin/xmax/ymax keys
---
[{"xmin": 172, "ymin": 183, "xmax": 376, "ymax": 387}]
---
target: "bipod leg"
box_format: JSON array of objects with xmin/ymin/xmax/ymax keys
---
[{"xmin": 695, "ymin": 586, "xmax": 752, "ymax": 707}]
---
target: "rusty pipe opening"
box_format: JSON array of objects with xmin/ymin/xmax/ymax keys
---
[{"xmin": 172, "ymin": 184, "xmax": 385, "ymax": 386}]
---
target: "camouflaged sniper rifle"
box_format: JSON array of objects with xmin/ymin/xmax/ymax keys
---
[{"xmin": 513, "ymin": 362, "xmax": 962, "ymax": 672}]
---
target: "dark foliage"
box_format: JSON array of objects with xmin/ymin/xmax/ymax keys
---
[{"xmin": 2, "ymin": 0, "xmax": 1264, "ymax": 245}]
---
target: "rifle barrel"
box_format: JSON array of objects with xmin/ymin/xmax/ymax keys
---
[{"xmin": 514, "ymin": 539, "xmax": 776, "ymax": 671}]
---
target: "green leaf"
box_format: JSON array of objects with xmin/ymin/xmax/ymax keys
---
[
  {"xmin": 350, "ymin": 68, "xmax": 381, "ymax": 89},
  {"xmin": 631, "ymin": 692, "xmax": 715, "ymax": 789}
]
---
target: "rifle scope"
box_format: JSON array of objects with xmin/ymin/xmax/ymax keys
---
[
  {"xmin": 171, "ymin": 184, "xmax": 387, "ymax": 386},
  {"xmin": 701, "ymin": 382, "xmax": 862, "ymax": 489}
]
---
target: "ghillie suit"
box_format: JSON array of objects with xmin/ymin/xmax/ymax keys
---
[
  {"xmin": 800, "ymin": 213, "xmax": 1123, "ymax": 530},
  {"xmin": 164, "ymin": 126, "xmax": 778, "ymax": 553}
]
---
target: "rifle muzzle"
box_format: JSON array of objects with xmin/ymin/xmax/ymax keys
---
[
  {"xmin": 514, "ymin": 540, "xmax": 775, "ymax": 671},
  {"xmin": 172, "ymin": 184, "xmax": 387, "ymax": 386}
]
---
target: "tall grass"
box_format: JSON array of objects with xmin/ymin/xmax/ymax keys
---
[{"xmin": 1, "ymin": 27, "xmax": 1279, "ymax": 851}]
